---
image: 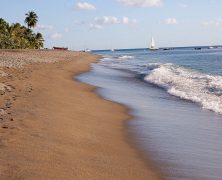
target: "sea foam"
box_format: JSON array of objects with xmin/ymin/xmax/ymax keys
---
[
  {"xmin": 118, "ymin": 55, "xmax": 134, "ymax": 60},
  {"xmin": 144, "ymin": 63, "xmax": 222, "ymax": 114}
]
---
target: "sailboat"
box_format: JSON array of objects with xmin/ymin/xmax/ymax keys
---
[
  {"xmin": 149, "ymin": 37, "xmax": 159, "ymax": 50},
  {"xmin": 83, "ymin": 48, "xmax": 91, "ymax": 52}
]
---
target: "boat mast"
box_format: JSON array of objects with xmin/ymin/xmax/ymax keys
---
[{"xmin": 150, "ymin": 37, "xmax": 155, "ymax": 49}]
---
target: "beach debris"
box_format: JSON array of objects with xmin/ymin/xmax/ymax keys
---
[
  {"xmin": 5, "ymin": 101, "xmax": 12, "ymax": 109},
  {"xmin": 0, "ymin": 83, "xmax": 12, "ymax": 92},
  {"xmin": 7, "ymin": 84, "xmax": 15, "ymax": 90},
  {"xmin": 0, "ymin": 50, "xmax": 78, "ymax": 68},
  {"xmin": 0, "ymin": 109, "xmax": 6, "ymax": 115},
  {"xmin": 0, "ymin": 70, "xmax": 8, "ymax": 77},
  {"xmin": 0, "ymin": 83, "xmax": 6, "ymax": 91}
]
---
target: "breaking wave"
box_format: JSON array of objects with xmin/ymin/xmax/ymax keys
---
[
  {"xmin": 144, "ymin": 63, "xmax": 222, "ymax": 114},
  {"xmin": 118, "ymin": 55, "xmax": 134, "ymax": 60}
]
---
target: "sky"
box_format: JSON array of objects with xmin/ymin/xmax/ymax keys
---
[{"xmin": 1, "ymin": 0, "xmax": 222, "ymax": 50}]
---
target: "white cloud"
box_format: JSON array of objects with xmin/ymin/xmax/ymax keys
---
[
  {"xmin": 36, "ymin": 24, "xmax": 54, "ymax": 30},
  {"xmin": 202, "ymin": 21, "xmax": 210, "ymax": 26},
  {"xmin": 50, "ymin": 32, "xmax": 62, "ymax": 39},
  {"xmin": 122, "ymin": 17, "xmax": 129, "ymax": 24},
  {"xmin": 95, "ymin": 16, "xmax": 120, "ymax": 25},
  {"xmin": 178, "ymin": 3, "xmax": 188, "ymax": 8},
  {"xmin": 90, "ymin": 16, "xmax": 137, "ymax": 29},
  {"xmin": 118, "ymin": 0, "xmax": 162, "ymax": 7},
  {"xmin": 75, "ymin": 2, "xmax": 96, "ymax": 10},
  {"xmin": 89, "ymin": 23, "xmax": 102, "ymax": 29},
  {"xmin": 213, "ymin": 18, "xmax": 222, "ymax": 26},
  {"xmin": 164, "ymin": 18, "xmax": 177, "ymax": 25},
  {"xmin": 203, "ymin": 18, "xmax": 222, "ymax": 26}
]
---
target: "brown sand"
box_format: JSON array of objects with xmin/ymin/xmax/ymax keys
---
[{"xmin": 0, "ymin": 50, "xmax": 161, "ymax": 179}]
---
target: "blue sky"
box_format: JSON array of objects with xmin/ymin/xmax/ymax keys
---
[{"xmin": 1, "ymin": 0, "xmax": 222, "ymax": 50}]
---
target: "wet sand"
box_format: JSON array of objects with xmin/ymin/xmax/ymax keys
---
[
  {"xmin": 0, "ymin": 50, "xmax": 160, "ymax": 179},
  {"xmin": 79, "ymin": 60, "xmax": 222, "ymax": 179}
]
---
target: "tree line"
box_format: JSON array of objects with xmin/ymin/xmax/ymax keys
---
[{"xmin": 0, "ymin": 11, "xmax": 44, "ymax": 49}]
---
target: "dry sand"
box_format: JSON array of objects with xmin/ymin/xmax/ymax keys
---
[{"xmin": 0, "ymin": 50, "xmax": 161, "ymax": 179}]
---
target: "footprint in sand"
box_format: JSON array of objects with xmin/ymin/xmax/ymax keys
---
[
  {"xmin": 0, "ymin": 91, "xmax": 5, "ymax": 95},
  {"xmin": 12, "ymin": 95, "xmax": 17, "ymax": 101}
]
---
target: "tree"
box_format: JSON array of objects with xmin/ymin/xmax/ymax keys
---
[
  {"xmin": 0, "ymin": 18, "xmax": 10, "ymax": 48},
  {"xmin": 35, "ymin": 32, "xmax": 44, "ymax": 49},
  {"xmin": 0, "ymin": 13, "xmax": 44, "ymax": 49},
  {"xmin": 24, "ymin": 11, "xmax": 38, "ymax": 29},
  {"xmin": 0, "ymin": 18, "xmax": 9, "ymax": 33}
]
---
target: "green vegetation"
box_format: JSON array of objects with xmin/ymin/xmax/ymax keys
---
[
  {"xmin": 25, "ymin": 11, "xmax": 38, "ymax": 29},
  {"xmin": 0, "ymin": 11, "xmax": 44, "ymax": 49}
]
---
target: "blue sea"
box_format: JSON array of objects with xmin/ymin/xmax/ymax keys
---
[{"xmin": 77, "ymin": 47, "xmax": 222, "ymax": 179}]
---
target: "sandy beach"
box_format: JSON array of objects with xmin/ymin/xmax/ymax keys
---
[{"xmin": 0, "ymin": 50, "xmax": 160, "ymax": 179}]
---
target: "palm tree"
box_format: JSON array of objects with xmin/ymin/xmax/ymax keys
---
[
  {"xmin": 0, "ymin": 16, "xmax": 44, "ymax": 49},
  {"xmin": 24, "ymin": 11, "xmax": 38, "ymax": 29},
  {"xmin": 35, "ymin": 32, "xmax": 44, "ymax": 49},
  {"xmin": 0, "ymin": 18, "xmax": 10, "ymax": 48},
  {"xmin": 0, "ymin": 18, "xmax": 9, "ymax": 35}
]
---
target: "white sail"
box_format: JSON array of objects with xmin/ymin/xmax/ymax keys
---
[
  {"xmin": 149, "ymin": 37, "xmax": 158, "ymax": 50},
  {"xmin": 150, "ymin": 37, "xmax": 155, "ymax": 48}
]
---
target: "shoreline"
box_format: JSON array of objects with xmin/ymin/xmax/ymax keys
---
[
  {"xmin": 0, "ymin": 50, "xmax": 160, "ymax": 179},
  {"xmin": 85, "ymin": 79, "xmax": 163, "ymax": 178},
  {"xmin": 78, "ymin": 61, "xmax": 164, "ymax": 179}
]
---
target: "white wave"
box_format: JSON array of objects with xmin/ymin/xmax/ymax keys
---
[
  {"xmin": 145, "ymin": 63, "xmax": 161, "ymax": 70},
  {"xmin": 102, "ymin": 55, "xmax": 113, "ymax": 60},
  {"xmin": 144, "ymin": 63, "xmax": 222, "ymax": 114},
  {"xmin": 118, "ymin": 55, "xmax": 134, "ymax": 60}
]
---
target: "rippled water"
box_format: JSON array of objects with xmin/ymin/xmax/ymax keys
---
[
  {"xmin": 98, "ymin": 48, "xmax": 222, "ymax": 114},
  {"xmin": 77, "ymin": 47, "xmax": 222, "ymax": 179}
]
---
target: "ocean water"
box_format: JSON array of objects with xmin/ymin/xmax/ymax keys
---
[{"xmin": 77, "ymin": 47, "xmax": 222, "ymax": 179}]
